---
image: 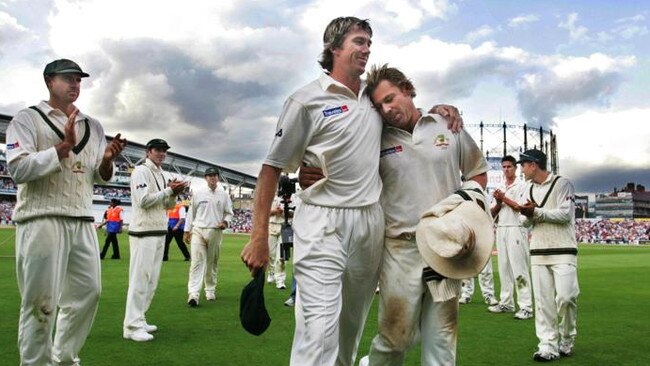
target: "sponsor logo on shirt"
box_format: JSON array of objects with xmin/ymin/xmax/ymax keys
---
[
  {"xmin": 7, "ymin": 141, "xmax": 20, "ymax": 149},
  {"xmin": 136, "ymin": 183, "xmax": 148, "ymax": 189},
  {"xmin": 380, "ymin": 145, "xmax": 403, "ymax": 157},
  {"xmin": 322, "ymin": 105, "xmax": 349, "ymax": 117},
  {"xmin": 275, "ymin": 129, "xmax": 283, "ymax": 137},
  {"xmin": 434, "ymin": 134, "xmax": 450, "ymax": 149}
]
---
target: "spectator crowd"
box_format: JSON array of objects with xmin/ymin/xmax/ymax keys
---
[{"xmin": 576, "ymin": 219, "xmax": 650, "ymax": 244}]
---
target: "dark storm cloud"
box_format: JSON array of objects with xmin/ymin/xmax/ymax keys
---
[
  {"xmin": 563, "ymin": 159, "xmax": 650, "ymax": 193},
  {"xmin": 87, "ymin": 39, "xmax": 276, "ymax": 131},
  {"xmin": 517, "ymin": 69, "xmax": 624, "ymax": 128}
]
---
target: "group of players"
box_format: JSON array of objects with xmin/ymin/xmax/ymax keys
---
[
  {"xmin": 7, "ymin": 15, "xmax": 578, "ymax": 366},
  {"xmin": 241, "ymin": 16, "xmax": 580, "ymax": 366}
]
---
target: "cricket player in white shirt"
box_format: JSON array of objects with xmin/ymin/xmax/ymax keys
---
[
  {"xmin": 123, "ymin": 138, "xmax": 187, "ymax": 342},
  {"xmin": 184, "ymin": 167, "xmax": 234, "ymax": 306},
  {"xmin": 241, "ymin": 17, "xmax": 461, "ymax": 366},
  {"xmin": 7, "ymin": 58, "xmax": 126, "ymax": 364},
  {"xmin": 518, "ymin": 149, "xmax": 579, "ymax": 362},
  {"xmin": 489, "ymin": 155, "xmax": 533, "ymax": 320}
]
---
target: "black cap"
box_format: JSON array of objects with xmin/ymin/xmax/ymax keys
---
[
  {"xmin": 110, "ymin": 198, "xmax": 121, "ymax": 205},
  {"xmin": 43, "ymin": 59, "xmax": 89, "ymax": 78},
  {"xmin": 239, "ymin": 270, "xmax": 271, "ymax": 336},
  {"xmin": 517, "ymin": 149, "xmax": 547, "ymax": 166},
  {"xmin": 204, "ymin": 167, "xmax": 219, "ymax": 176},
  {"xmin": 146, "ymin": 138, "xmax": 170, "ymax": 150}
]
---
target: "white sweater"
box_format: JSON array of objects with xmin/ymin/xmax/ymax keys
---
[
  {"xmin": 524, "ymin": 174, "xmax": 577, "ymax": 266},
  {"xmin": 7, "ymin": 102, "xmax": 109, "ymax": 222},
  {"xmin": 128, "ymin": 159, "xmax": 176, "ymax": 236}
]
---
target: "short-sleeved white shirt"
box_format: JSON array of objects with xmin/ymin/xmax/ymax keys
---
[
  {"xmin": 264, "ymin": 73, "xmax": 383, "ymax": 208},
  {"xmin": 495, "ymin": 179, "xmax": 527, "ymax": 226},
  {"xmin": 379, "ymin": 113, "xmax": 488, "ymax": 238}
]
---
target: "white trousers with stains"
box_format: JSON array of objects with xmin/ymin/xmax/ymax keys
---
[
  {"xmin": 123, "ymin": 235, "xmax": 164, "ymax": 332},
  {"xmin": 15, "ymin": 217, "xmax": 101, "ymax": 366},
  {"xmin": 495, "ymin": 226, "xmax": 532, "ymax": 311},
  {"xmin": 367, "ymin": 237, "xmax": 459, "ymax": 366},
  {"xmin": 460, "ymin": 260, "xmax": 496, "ymax": 299},
  {"xmin": 532, "ymin": 263, "xmax": 579, "ymax": 355},
  {"xmin": 290, "ymin": 202, "xmax": 384, "ymax": 366},
  {"xmin": 187, "ymin": 227, "xmax": 223, "ymax": 296}
]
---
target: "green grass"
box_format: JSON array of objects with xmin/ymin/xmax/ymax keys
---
[{"xmin": 1, "ymin": 228, "xmax": 649, "ymax": 365}]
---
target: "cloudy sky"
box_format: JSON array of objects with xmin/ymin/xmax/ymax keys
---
[{"xmin": 1, "ymin": 0, "xmax": 648, "ymax": 193}]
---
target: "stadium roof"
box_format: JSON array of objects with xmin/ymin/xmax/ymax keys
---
[{"xmin": 0, "ymin": 113, "xmax": 257, "ymax": 190}]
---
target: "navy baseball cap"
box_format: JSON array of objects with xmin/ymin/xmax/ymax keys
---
[
  {"xmin": 517, "ymin": 149, "xmax": 547, "ymax": 166},
  {"xmin": 146, "ymin": 138, "xmax": 170, "ymax": 150},
  {"xmin": 239, "ymin": 270, "xmax": 271, "ymax": 336},
  {"xmin": 43, "ymin": 59, "xmax": 89, "ymax": 78}
]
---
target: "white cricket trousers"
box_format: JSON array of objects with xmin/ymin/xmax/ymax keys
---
[
  {"xmin": 495, "ymin": 226, "xmax": 532, "ymax": 311},
  {"xmin": 531, "ymin": 263, "xmax": 579, "ymax": 354},
  {"xmin": 461, "ymin": 260, "xmax": 495, "ymax": 299},
  {"xmin": 290, "ymin": 202, "xmax": 384, "ymax": 366},
  {"xmin": 15, "ymin": 217, "xmax": 101, "ymax": 366},
  {"xmin": 268, "ymin": 232, "xmax": 286, "ymax": 285},
  {"xmin": 368, "ymin": 237, "xmax": 458, "ymax": 366},
  {"xmin": 123, "ymin": 235, "xmax": 164, "ymax": 332},
  {"xmin": 188, "ymin": 227, "xmax": 222, "ymax": 296}
]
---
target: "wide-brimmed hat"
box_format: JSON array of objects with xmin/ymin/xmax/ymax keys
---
[
  {"xmin": 416, "ymin": 200, "xmax": 494, "ymax": 279},
  {"xmin": 239, "ymin": 270, "xmax": 271, "ymax": 336}
]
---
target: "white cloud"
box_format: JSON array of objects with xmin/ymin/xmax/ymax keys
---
[
  {"xmin": 508, "ymin": 14, "xmax": 539, "ymax": 28},
  {"xmin": 559, "ymin": 13, "xmax": 588, "ymax": 42},
  {"xmin": 0, "ymin": 10, "xmax": 29, "ymax": 47},
  {"xmin": 466, "ymin": 25, "xmax": 495, "ymax": 42},
  {"xmin": 555, "ymin": 108, "xmax": 650, "ymax": 167},
  {"xmin": 613, "ymin": 24, "xmax": 648, "ymax": 39},
  {"xmin": 615, "ymin": 14, "xmax": 645, "ymax": 23}
]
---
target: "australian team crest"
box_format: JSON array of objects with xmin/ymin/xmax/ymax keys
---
[
  {"xmin": 72, "ymin": 161, "xmax": 86, "ymax": 174},
  {"xmin": 434, "ymin": 134, "xmax": 450, "ymax": 149}
]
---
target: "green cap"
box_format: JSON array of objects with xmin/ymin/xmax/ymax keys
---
[
  {"xmin": 204, "ymin": 167, "xmax": 219, "ymax": 176},
  {"xmin": 146, "ymin": 138, "xmax": 170, "ymax": 150},
  {"xmin": 239, "ymin": 270, "xmax": 271, "ymax": 336},
  {"xmin": 43, "ymin": 59, "xmax": 89, "ymax": 77}
]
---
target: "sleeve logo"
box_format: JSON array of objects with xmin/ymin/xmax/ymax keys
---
[{"xmin": 7, "ymin": 141, "xmax": 20, "ymax": 149}]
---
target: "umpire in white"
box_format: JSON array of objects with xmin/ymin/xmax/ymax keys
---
[
  {"xmin": 123, "ymin": 139, "xmax": 187, "ymax": 342},
  {"xmin": 7, "ymin": 58, "xmax": 126, "ymax": 365},
  {"xmin": 518, "ymin": 149, "xmax": 580, "ymax": 362},
  {"xmin": 184, "ymin": 167, "xmax": 233, "ymax": 306}
]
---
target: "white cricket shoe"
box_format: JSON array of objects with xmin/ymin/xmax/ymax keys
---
[
  {"xmin": 488, "ymin": 304, "xmax": 515, "ymax": 313},
  {"xmin": 559, "ymin": 341, "xmax": 573, "ymax": 357},
  {"xmin": 459, "ymin": 295, "xmax": 471, "ymax": 304},
  {"xmin": 123, "ymin": 329, "xmax": 154, "ymax": 342},
  {"xmin": 206, "ymin": 292, "xmax": 216, "ymax": 301},
  {"xmin": 359, "ymin": 355, "xmax": 369, "ymax": 366},
  {"xmin": 187, "ymin": 294, "xmax": 199, "ymax": 307},
  {"xmin": 484, "ymin": 295, "xmax": 498, "ymax": 306},
  {"xmin": 144, "ymin": 323, "xmax": 158, "ymax": 333},
  {"xmin": 514, "ymin": 308, "xmax": 533, "ymax": 320},
  {"xmin": 284, "ymin": 297, "xmax": 295, "ymax": 307}
]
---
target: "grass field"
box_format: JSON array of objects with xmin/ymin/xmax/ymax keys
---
[{"xmin": 1, "ymin": 228, "xmax": 649, "ymax": 365}]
